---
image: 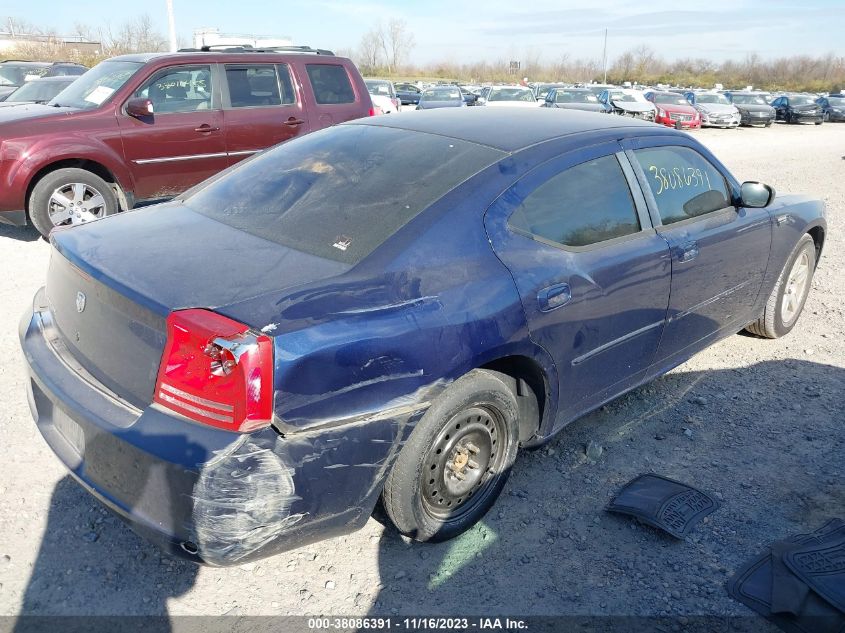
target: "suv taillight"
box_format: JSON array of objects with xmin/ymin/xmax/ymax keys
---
[{"xmin": 153, "ymin": 309, "xmax": 274, "ymax": 433}]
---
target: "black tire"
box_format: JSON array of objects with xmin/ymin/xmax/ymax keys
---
[
  {"xmin": 381, "ymin": 369, "xmax": 519, "ymax": 542},
  {"xmin": 746, "ymin": 234, "xmax": 816, "ymax": 339},
  {"xmin": 815, "ymin": 120, "xmax": 823, "ymax": 126},
  {"xmin": 29, "ymin": 168, "xmax": 118, "ymax": 238},
  {"xmin": 765, "ymin": 121, "xmax": 773, "ymax": 127}
]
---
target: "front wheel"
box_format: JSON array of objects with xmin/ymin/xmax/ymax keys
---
[
  {"xmin": 29, "ymin": 168, "xmax": 119, "ymax": 238},
  {"xmin": 746, "ymin": 234, "xmax": 816, "ymax": 339},
  {"xmin": 381, "ymin": 370, "xmax": 519, "ymax": 542}
]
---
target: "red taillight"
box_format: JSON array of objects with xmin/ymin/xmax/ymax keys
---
[
  {"xmin": 368, "ymin": 106, "xmax": 376, "ymax": 116},
  {"xmin": 153, "ymin": 309, "xmax": 274, "ymax": 433}
]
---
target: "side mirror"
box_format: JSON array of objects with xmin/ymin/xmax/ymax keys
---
[
  {"xmin": 126, "ymin": 97, "xmax": 154, "ymax": 118},
  {"xmin": 740, "ymin": 181, "xmax": 775, "ymax": 208}
]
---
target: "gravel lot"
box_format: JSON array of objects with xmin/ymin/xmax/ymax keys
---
[{"xmin": 0, "ymin": 122, "xmax": 842, "ymax": 626}]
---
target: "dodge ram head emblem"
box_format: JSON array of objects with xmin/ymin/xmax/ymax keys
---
[{"xmin": 76, "ymin": 291, "xmax": 86, "ymax": 313}]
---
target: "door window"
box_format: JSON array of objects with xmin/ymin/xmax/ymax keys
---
[
  {"xmin": 508, "ymin": 154, "xmax": 641, "ymax": 248},
  {"xmin": 306, "ymin": 64, "xmax": 355, "ymax": 104},
  {"xmin": 633, "ymin": 146, "xmax": 731, "ymax": 225},
  {"xmin": 225, "ymin": 64, "xmax": 294, "ymax": 107},
  {"xmin": 134, "ymin": 65, "xmax": 212, "ymax": 113}
]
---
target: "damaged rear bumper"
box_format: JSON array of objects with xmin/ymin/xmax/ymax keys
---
[{"xmin": 20, "ymin": 291, "xmax": 425, "ymax": 565}]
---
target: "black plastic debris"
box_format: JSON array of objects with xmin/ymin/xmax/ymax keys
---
[
  {"xmin": 726, "ymin": 519, "xmax": 845, "ymax": 633},
  {"xmin": 606, "ymin": 473, "xmax": 719, "ymax": 539}
]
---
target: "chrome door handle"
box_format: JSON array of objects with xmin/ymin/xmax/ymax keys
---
[
  {"xmin": 194, "ymin": 124, "xmax": 220, "ymax": 133},
  {"xmin": 537, "ymin": 283, "xmax": 571, "ymax": 312}
]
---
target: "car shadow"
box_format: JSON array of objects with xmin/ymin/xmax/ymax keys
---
[
  {"xmin": 0, "ymin": 222, "xmax": 42, "ymax": 243},
  {"xmin": 13, "ymin": 428, "xmax": 202, "ymax": 631},
  {"xmin": 367, "ymin": 359, "xmax": 844, "ymax": 621}
]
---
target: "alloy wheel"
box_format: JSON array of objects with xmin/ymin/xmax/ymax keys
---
[
  {"xmin": 781, "ymin": 251, "xmax": 810, "ymax": 326},
  {"xmin": 47, "ymin": 182, "xmax": 108, "ymax": 227}
]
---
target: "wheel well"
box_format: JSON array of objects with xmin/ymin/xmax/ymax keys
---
[
  {"xmin": 481, "ymin": 356, "xmax": 548, "ymax": 444},
  {"xmin": 25, "ymin": 159, "xmax": 121, "ymax": 213},
  {"xmin": 807, "ymin": 226, "xmax": 825, "ymax": 267}
]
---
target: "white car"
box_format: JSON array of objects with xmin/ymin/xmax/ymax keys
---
[
  {"xmin": 364, "ymin": 78, "xmax": 400, "ymax": 114},
  {"xmin": 478, "ymin": 86, "xmax": 539, "ymax": 108},
  {"xmin": 689, "ymin": 92, "xmax": 741, "ymax": 128}
]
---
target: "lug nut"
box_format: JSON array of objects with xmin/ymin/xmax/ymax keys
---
[
  {"xmin": 466, "ymin": 442, "xmax": 480, "ymax": 454},
  {"xmin": 467, "ymin": 459, "xmax": 479, "ymax": 470}
]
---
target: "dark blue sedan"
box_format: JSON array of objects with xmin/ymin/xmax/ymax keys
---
[{"xmin": 21, "ymin": 108, "xmax": 826, "ymax": 565}]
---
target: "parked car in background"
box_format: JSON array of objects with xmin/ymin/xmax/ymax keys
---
[
  {"xmin": 771, "ymin": 94, "xmax": 824, "ymax": 125},
  {"xmin": 599, "ymin": 89, "xmax": 656, "ymax": 121},
  {"xmin": 21, "ymin": 107, "xmax": 825, "ymax": 565},
  {"xmin": 477, "ymin": 85, "xmax": 538, "ymax": 107},
  {"xmin": 684, "ymin": 92, "xmax": 740, "ymax": 128},
  {"xmin": 724, "ymin": 92, "xmax": 776, "ymax": 127},
  {"xmin": 459, "ymin": 86, "xmax": 479, "ymax": 106},
  {"xmin": 542, "ymin": 87, "xmax": 605, "ymax": 113},
  {"xmin": 365, "ymin": 78, "xmax": 400, "ymax": 114},
  {"xmin": 0, "ymin": 76, "xmax": 76, "ymax": 107},
  {"xmin": 532, "ymin": 83, "xmax": 567, "ymax": 103},
  {"xmin": 586, "ymin": 84, "xmax": 614, "ymax": 97},
  {"xmin": 416, "ymin": 85, "xmax": 465, "ymax": 109},
  {"xmin": 815, "ymin": 94, "xmax": 845, "ymax": 122},
  {"xmin": 644, "ymin": 91, "xmax": 701, "ymax": 129},
  {"xmin": 0, "ymin": 46, "xmax": 373, "ymax": 237},
  {"xmin": 394, "ymin": 82, "xmax": 421, "ymax": 107},
  {"xmin": 0, "ymin": 60, "xmax": 86, "ymax": 101}
]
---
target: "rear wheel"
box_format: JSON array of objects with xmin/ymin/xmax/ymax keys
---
[
  {"xmin": 746, "ymin": 234, "xmax": 816, "ymax": 339},
  {"xmin": 29, "ymin": 168, "xmax": 118, "ymax": 238},
  {"xmin": 381, "ymin": 370, "xmax": 519, "ymax": 542}
]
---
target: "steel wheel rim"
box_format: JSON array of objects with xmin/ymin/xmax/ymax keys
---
[
  {"xmin": 781, "ymin": 251, "xmax": 810, "ymax": 325},
  {"xmin": 421, "ymin": 405, "xmax": 507, "ymax": 522},
  {"xmin": 47, "ymin": 182, "xmax": 107, "ymax": 227}
]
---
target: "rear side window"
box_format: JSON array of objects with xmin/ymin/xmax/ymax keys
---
[
  {"xmin": 185, "ymin": 125, "xmax": 504, "ymax": 264},
  {"xmin": 306, "ymin": 64, "xmax": 355, "ymax": 104},
  {"xmin": 633, "ymin": 146, "xmax": 731, "ymax": 225},
  {"xmin": 509, "ymin": 155, "xmax": 641, "ymax": 248}
]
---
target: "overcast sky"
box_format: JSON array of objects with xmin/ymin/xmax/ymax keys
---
[{"xmin": 4, "ymin": 0, "xmax": 843, "ymax": 64}]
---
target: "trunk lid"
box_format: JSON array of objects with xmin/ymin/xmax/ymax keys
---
[{"xmin": 46, "ymin": 202, "xmax": 349, "ymax": 408}]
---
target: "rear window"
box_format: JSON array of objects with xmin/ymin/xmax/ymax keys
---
[
  {"xmin": 184, "ymin": 125, "xmax": 505, "ymax": 264},
  {"xmin": 306, "ymin": 64, "xmax": 355, "ymax": 104}
]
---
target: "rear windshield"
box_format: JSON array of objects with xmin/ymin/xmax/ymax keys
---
[{"xmin": 184, "ymin": 125, "xmax": 505, "ymax": 264}]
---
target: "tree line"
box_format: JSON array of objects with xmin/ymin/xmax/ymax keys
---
[{"xmin": 3, "ymin": 14, "xmax": 843, "ymax": 93}]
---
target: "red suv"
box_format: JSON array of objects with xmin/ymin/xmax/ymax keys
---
[{"xmin": 0, "ymin": 46, "xmax": 373, "ymax": 236}]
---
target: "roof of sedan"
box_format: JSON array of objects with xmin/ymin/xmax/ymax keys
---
[{"xmin": 348, "ymin": 107, "xmax": 657, "ymax": 152}]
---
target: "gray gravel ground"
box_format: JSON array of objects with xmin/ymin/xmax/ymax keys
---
[{"xmin": 0, "ymin": 122, "xmax": 842, "ymax": 626}]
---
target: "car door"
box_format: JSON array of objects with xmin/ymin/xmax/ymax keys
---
[
  {"xmin": 221, "ymin": 62, "xmax": 309, "ymax": 165},
  {"xmin": 624, "ymin": 138, "xmax": 772, "ymax": 370},
  {"xmin": 772, "ymin": 97, "xmax": 787, "ymax": 120},
  {"xmin": 118, "ymin": 64, "xmax": 227, "ymax": 202},
  {"xmin": 484, "ymin": 142, "xmax": 671, "ymax": 426}
]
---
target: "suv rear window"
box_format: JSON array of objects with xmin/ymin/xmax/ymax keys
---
[
  {"xmin": 184, "ymin": 125, "xmax": 504, "ymax": 264},
  {"xmin": 306, "ymin": 64, "xmax": 355, "ymax": 104}
]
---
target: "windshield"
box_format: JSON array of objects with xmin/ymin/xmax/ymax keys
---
[
  {"xmin": 653, "ymin": 93, "xmax": 689, "ymax": 105},
  {"xmin": 789, "ymin": 96, "xmax": 816, "ymax": 106},
  {"xmin": 555, "ymin": 90, "xmax": 598, "ymax": 103},
  {"xmin": 49, "ymin": 60, "xmax": 142, "ymax": 109},
  {"xmin": 185, "ymin": 125, "xmax": 505, "ymax": 265},
  {"xmin": 0, "ymin": 63, "xmax": 45, "ymax": 86},
  {"xmin": 421, "ymin": 87, "xmax": 462, "ymax": 101},
  {"xmin": 730, "ymin": 94, "xmax": 768, "ymax": 105},
  {"xmin": 365, "ymin": 80, "xmax": 394, "ymax": 97},
  {"xmin": 7, "ymin": 78, "xmax": 74, "ymax": 103},
  {"xmin": 695, "ymin": 93, "xmax": 730, "ymax": 105},
  {"xmin": 489, "ymin": 87, "xmax": 534, "ymax": 102}
]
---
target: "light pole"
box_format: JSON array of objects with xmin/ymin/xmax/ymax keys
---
[
  {"xmin": 166, "ymin": 0, "xmax": 178, "ymax": 52},
  {"xmin": 602, "ymin": 28, "xmax": 608, "ymax": 84}
]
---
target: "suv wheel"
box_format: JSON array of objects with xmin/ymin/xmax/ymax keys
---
[
  {"xmin": 29, "ymin": 168, "xmax": 118, "ymax": 237},
  {"xmin": 381, "ymin": 369, "xmax": 519, "ymax": 542}
]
